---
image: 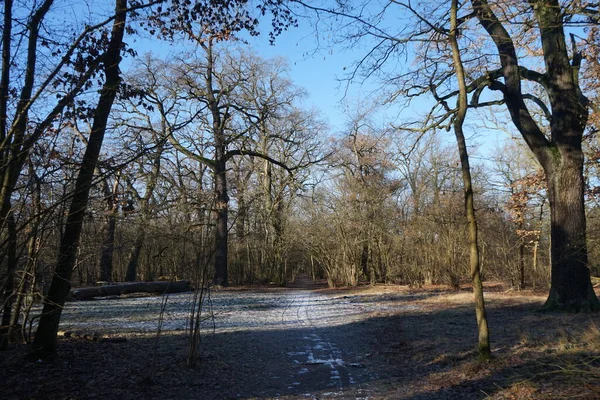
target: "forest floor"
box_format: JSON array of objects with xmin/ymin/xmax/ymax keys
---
[{"xmin": 2, "ymin": 277, "xmax": 600, "ymax": 399}]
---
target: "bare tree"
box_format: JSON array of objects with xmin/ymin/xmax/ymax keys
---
[
  {"xmin": 30, "ymin": 0, "xmax": 130, "ymax": 358},
  {"xmin": 470, "ymin": 0, "xmax": 599, "ymax": 310},
  {"xmin": 448, "ymin": 0, "xmax": 490, "ymax": 358},
  {"xmin": 292, "ymin": 0, "xmax": 600, "ymax": 311}
]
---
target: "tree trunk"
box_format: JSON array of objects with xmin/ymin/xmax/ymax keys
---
[
  {"xmin": 450, "ymin": 0, "xmax": 490, "ymax": 359},
  {"xmin": 0, "ymin": 0, "xmax": 53, "ymax": 235},
  {"xmin": 30, "ymin": 0, "xmax": 127, "ymax": 358},
  {"xmin": 98, "ymin": 174, "xmax": 121, "ymax": 282},
  {"xmin": 124, "ymin": 138, "xmax": 163, "ymax": 282},
  {"xmin": 125, "ymin": 227, "xmax": 146, "ymax": 282},
  {"xmin": 543, "ymin": 152, "xmax": 599, "ymax": 311},
  {"xmin": 198, "ymin": 38, "xmax": 229, "ymax": 288},
  {"xmin": 361, "ymin": 243, "xmax": 369, "ymax": 281},
  {"xmin": 8, "ymin": 164, "xmax": 41, "ymax": 342},
  {"xmin": 0, "ymin": 210, "xmax": 17, "ymax": 350},
  {"xmin": 213, "ymin": 155, "xmax": 228, "ymax": 286},
  {"xmin": 518, "ymin": 241, "xmax": 525, "ymax": 290},
  {"xmin": 471, "ymin": 0, "xmax": 599, "ymax": 312}
]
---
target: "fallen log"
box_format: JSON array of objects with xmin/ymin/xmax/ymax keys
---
[
  {"xmin": 70, "ymin": 281, "xmax": 191, "ymax": 300},
  {"xmin": 58, "ymin": 330, "xmax": 127, "ymax": 343}
]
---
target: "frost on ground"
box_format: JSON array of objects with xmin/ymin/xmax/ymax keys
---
[
  {"xmin": 56, "ymin": 288, "xmax": 421, "ymax": 335},
  {"xmin": 47, "ymin": 287, "xmax": 423, "ymax": 398},
  {"xmin": 4, "ymin": 283, "xmax": 600, "ymax": 399}
]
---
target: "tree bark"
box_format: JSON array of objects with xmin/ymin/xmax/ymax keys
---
[
  {"xmin": 361, "ymin": 243, "xmax": 369, "ymax": 281},
  {"xmin": 213, "ymin": 155, "xmax": 229, "ymax": 286},
  {"xmin": 449, "ymin": 0, "xmax": 491, "ymax": 358},
  {"xmin": 8, "ymin": 162, "xmax": 41, "ymax": 342},
  {"xmin": 203, "ymin": 38, "xmax": 229, "ymax": 287},
  {"xmin": 471, "ymin": 0, "xmax": 599, "ymax": 311},
  {"xmin": 125, "ymin": 228, "xmax": 146, "ymax": 282},
  {"xmin": 124, "ymin": 134, "xmax": 163, "ymax": 282},
  {"xmin": 99, "ymin": 174, "xmax": 120, "ymax": 282},
  {"xmin": 0, "ymin": 0, "xmax": 53, "ymax": 234},
  {"xmin": 544, "ymin": 150, "xmax": 598, "ymax": 310},
  {"xmin": 30, "ymin": 0, "xmax": 127, "ymax": 357},
  {"xmin": 0, "ymin": 210, "xmax": 17, "ymax": 350},
  {"xmin": 518, "ymin": 240, "xmax": 525, "ymax": 290},
  {"xmin": 0, "ymin": 0, "xmax": 13, "ymax": 145}
]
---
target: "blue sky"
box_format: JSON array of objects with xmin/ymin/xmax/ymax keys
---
[
  {"xmin": 124, "ymin": 6, "xmax": 510, "ymax": 160},
  {"xmin": 245, "ymin": 23, "xmax": 379, "ymax": 134},
  {"xmin": 127, "ymin": 14, "xmax": 380, "ymax": 135}
]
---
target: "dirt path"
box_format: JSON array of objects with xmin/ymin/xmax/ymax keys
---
[
  {"xmin": 271, "ymin": 291, "xmax": 365, "ymax": 397},
  {"xmin": 193, "ymin": 286, "xmax": 392, "ymax": 399}
]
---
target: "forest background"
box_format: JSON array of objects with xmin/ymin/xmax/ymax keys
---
[{"xmin": 1, "ymin": 0, "xmax": 600, "ymax": 357}]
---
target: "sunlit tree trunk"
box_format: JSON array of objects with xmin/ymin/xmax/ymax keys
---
[
  {"xmin": 449, "ymin": 0, "xmax": 491, "ymax": 358},
  {"xmin": 471, "ymin": 0, "xmax": 599, "ymax": 311}
]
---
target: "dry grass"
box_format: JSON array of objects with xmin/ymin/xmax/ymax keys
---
[{"xmin": 331, "ymin": 282, "xmax": 600, "ymax": 398}]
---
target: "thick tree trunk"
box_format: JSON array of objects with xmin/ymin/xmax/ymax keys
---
[
  {"xmin": 543, "ymin": 152, "xmax": 600, "ymax": 311},
  {"xmin": 472, "ymin": 0, "xmax": 599, "ymax": 312},
  {"xmin": 30, "ymin": 0, "xmax": 127, "ymax": 357},
  {"xmin": 125, "ymin": 227, "xmax": 145, "ymax": 282},
  {"xmin": 199, "ymin": 38, "xmax": 229, "ymax": 288}
]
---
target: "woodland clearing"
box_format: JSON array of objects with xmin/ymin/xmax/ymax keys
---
[{"xmin": 1, "ymin": 280, "xmax": 599, "ymax": 399}]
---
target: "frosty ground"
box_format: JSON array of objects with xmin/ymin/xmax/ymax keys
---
[{"xmin": 2, "ymin": 281, "xmax": 600, "ymax": 399}]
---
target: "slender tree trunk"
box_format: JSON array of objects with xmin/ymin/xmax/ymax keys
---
[
  {"xmin": 532, "ymin": 240, "xmax": 539, "ymax": 286},
  {"xmin": 0, "ymin": 210, "xmax": 17, "ymax": 350},
  {"xmin": 31, "ymin": 0, "xmax": 127, "ymax": 357},
  {"xmin": 10, "ymin": 164, "xmax": 41, "ymax": 339},
  {"xmin": 262, "ymin": 149, "xmax": 275, "ymax": 281},
  {"xmin": 0, "ymin": 0, "xmax": 53, "ymax": 234},
  {"xmin": 125, "ymin": 138, "xmax": 163, "ymax": 282},
  {"xmin": 99, "ymin": 174, "xmax": 120, "ymax": 282},
  {"xmin": 518, "ymin": 241, "xmax": 525, "ymax": 290},
  {"xmin": 8, "ymin": 230, "xmax": 38, "ymax": 340},
  {"xmin": 449, "ymin": 0, "xmax": 490, "ymax": 359},
  {"xmin": 235, "ymin": 170, "xmax": 245, "ymax": 284},
  {"xmin": 213, "ymin": 155, "xmax": 228, "ymax": 286},
  {"xmin": 361, "ymin": 243, "xmax": 369, "ymax": 281},
  {"xmin": 0, "ymin": 0, "xmax": 12, "ymax": 146}
]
